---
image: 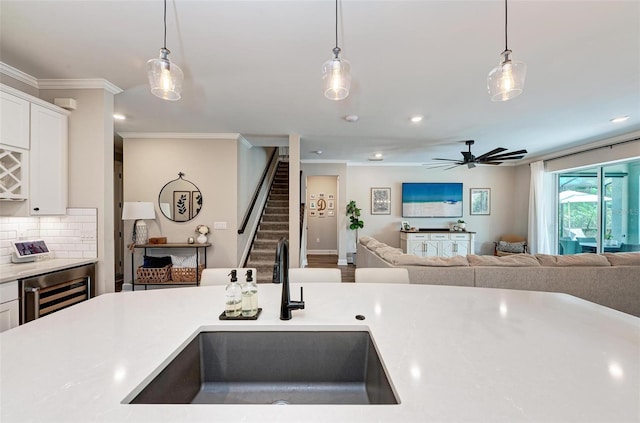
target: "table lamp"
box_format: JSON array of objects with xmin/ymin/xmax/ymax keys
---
[{"xmin": 122, "ymin": 202, "xmax": 156, "ymax": 244}]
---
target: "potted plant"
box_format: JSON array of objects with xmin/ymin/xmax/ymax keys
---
[
  {"xmin": 346, "ymin": 200, "xmax": 364, "ymax": 264},
  {"xmin": 457, "ymin": 219, "xmax": 466, "ymax": 231}
]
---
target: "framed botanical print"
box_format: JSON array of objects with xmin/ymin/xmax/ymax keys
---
[{"xmin": 470, "ymin": 188, "xmax": 491, "ymax": 215}]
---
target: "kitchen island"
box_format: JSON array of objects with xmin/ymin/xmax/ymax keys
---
[{"xmin": 1, "ymin": 283, "xmax": 638, "ymax": 422}]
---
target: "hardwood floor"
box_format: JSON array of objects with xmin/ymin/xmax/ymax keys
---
[{"xmin": 306, "ymin": 254, "xmax": 355, "ymax": 283}]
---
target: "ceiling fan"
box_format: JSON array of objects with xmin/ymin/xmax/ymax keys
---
[{"xmin": 427, "ymin": 140, "xmax": 527, "ymax": 169}]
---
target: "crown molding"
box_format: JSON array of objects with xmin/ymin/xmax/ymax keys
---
[
  {"xmin": 118, "ymin": 132, "xmax": 242, "ymax": 140},
  {"xmin": 0, "ymin": 62, "xmax": 38, "ymax": 88},
  {"xmin": 38, "ymin": 79, "xmax": 123, "ymax": 94},
  {"xmin": 0, "ymin": 62, "xmax": 124, "ymax": 94},
  {"xmin": 238, "ymin": 136, "xmax": 253, "ymax": 149}
]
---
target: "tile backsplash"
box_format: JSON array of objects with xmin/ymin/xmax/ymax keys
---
[{"xmin": 0, "ymin": 208, "xmax": 97, "ymax": 264}]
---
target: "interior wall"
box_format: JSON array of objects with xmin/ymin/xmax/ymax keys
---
[
  {"xmin": 306, "ymin": 175, "xmax": 338, "ymax": 254},
  {"xmin": 345, "ymin": 165, "xmax": 521, "ymax": 255},
  {"xmin": 122, "ymin": 136, "xmax": 239, "ymax": 283},
  {"xmin": 0, "ymin": 74, "xmax": 39, "ymax": 97},
  {"xmin": 39, "ymin": 87, "xmax": 115, "ymax": 295},
  {"xmin": 513, "ymin": 164, "xmax": 531, "ymax": 236}
]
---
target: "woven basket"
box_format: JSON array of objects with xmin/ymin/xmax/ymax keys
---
[
  {"xmin": 137, "ymin": 265, "xmax": 172, "ymax": 283},
  {"xmin": 171, "ymin": 264, "xmax": 205, "ymax": 282}
]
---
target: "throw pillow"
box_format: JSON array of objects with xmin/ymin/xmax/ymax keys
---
[
  {"xmin": 359, "ymin": 236, "xmax": 373, "ymax": 245},
  {"xmin": 496, "ymin": 241, "xmax": 526, "ymax": 253},
  {"xmin": 171, "ymin": 254, "xmax": 198, "ymax": 268},
  {"xmin": 143, "ymin": 255, "xmax": 172, "ymax": 268}
]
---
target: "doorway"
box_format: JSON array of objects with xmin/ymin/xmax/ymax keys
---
[{"xmin": 306, "ymin": 176, "xmax": 339, "ymax": 260}]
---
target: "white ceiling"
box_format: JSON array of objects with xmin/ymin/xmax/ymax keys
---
[{"xmin": 1, "ymin": 0, "xmax": 638, "ymax": 164}]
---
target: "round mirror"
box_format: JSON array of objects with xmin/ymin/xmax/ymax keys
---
[{"xmin": 158, "ymin": 172, "xmax": 202, "ymax": 222}]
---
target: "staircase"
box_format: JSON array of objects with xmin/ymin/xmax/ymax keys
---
[{"xmin": 246, "ymin": 161, "xmax": 289, "ymax": 282}]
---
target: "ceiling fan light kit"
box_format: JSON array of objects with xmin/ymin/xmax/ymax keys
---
[
  {"xmin": 147, "ymin": 0, "xmax": 183, "ymax": 101},
  {"xmin": 487, "ymin": 0, "xmax": 526, "ymax": 102},
  {"xmin": 322, "ymin": 0, "xmax": 351, "ymax": 100}
]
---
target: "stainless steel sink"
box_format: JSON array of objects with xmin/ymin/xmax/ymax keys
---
[{"xmin": 128, "ymin": 331, "xmax": 398, "ymax": 405}]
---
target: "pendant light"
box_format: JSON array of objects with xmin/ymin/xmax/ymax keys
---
[
  {"xmin": 146, "ymin": 0, "xmax": 183, "ymax": 101},
  {"xmin": 487, "ymin": 0, "xmax": 526, "ymax": 102},
  {"xmin": 322, "ymin": 0, "xmax": 351, "ymax": 100}
]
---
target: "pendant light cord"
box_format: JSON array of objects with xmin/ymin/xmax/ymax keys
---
[
  {"xmin": 504, "ymin": 0, "xmax": 508, "ymax": 52},
  {"xmin": 163, "ymin": 0, "xmax": 167, "ymax": 49},
  {"xmin": 335, "ymin": 0, "xmax": 339, "ymax": 49}
]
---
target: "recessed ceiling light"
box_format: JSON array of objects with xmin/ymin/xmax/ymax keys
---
[
  {"xmin": 113, "ymin": 114, "xmax": 126, "ymax": 120},
  {"xmin": 368, "ymin": 153, "xmax": 383, "ymax": 161},
  {"xmin": 610, "ymin": 115, "xmax": 630, "ymax": 123},
  {"xmin": 410, "ymin": 115, "xmax": 423, "ymax": 123},
  {"xmin": 312, "ymin": 150, "xmax": 323, "ymax": 155},
  {"xmin": 374, "ymin": 153, "xmax": 383, "ymax": 158},
  {"xmin": 344, "ymin": 114, "xmax": 359, "ymax": 122}
]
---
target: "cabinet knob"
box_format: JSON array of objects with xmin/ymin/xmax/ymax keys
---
[{"xmin": 33, "ymin": 207, "xmax": 40, "ymax": 212}]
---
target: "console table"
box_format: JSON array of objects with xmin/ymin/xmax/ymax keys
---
[
  {"xmin": 131, "ymin": 243, "xmax": 210, "ymax": 291},
  {"xmin": 400, "ymin": 230, "xmax": 475, "ymax": 257}
]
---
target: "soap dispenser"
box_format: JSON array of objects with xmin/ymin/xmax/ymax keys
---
[
  {"xmin": 225, "ymin": 270, "xmax": 242, "ymax": 317},
  {"xmin": 241, "ymin": 269, "xmax": 258, "ymax": 317}
]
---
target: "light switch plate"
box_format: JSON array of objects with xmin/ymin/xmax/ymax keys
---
[{"xmin": 213, "ymin": 222, "xmax": 227, "ymax": 230}]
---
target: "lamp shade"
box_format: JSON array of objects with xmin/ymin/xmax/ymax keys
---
[
  {"xmin": 322, "ymin": 56, "xmax": 351, "ymax": 101},
  {"xmin": 122, "ymin": 202, "xmax": 156, "ymax": 221},
  {"xmin": 487, "ymin": 50, "xmax": 526, "ymax": 102},
  {"xmin": 146, "ymin": 48, "xmax": 184, "ymax": 101}
]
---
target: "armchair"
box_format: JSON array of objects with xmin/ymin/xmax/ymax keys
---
[{"xmin": 494, "ymin": 234, "xmax": 528, "ymax": 256}]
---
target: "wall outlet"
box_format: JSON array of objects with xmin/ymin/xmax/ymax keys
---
[
  {"xmin": 213, "ymin": 222, "xmax": 227, "ymax": 230},
  {"xmin": 316, "ymin": 238, "xmax": 320, "ymax": 243}
]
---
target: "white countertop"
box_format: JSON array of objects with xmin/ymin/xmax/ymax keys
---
[
  {"xmin": 0, "ymin": 258, "xmax": 97, "ymax": 283},
  {"xmin": 1, "ymin": 283, "xmax": 638, "ymax": 422}
]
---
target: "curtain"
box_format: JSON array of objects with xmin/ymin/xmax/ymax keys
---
[{"xmin": 528, "ymin": 161, "xmax": 552, "ymax": 254}]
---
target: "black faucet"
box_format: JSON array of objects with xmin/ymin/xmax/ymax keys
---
[{"xmin": 273, "ymin": 237, "xmax": 304, "ymax": 320}]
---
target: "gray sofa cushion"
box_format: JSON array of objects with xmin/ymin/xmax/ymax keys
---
[
  {"xmin": 603, "ymin": 252, "xmax": 640, "ymax": 266},
  {"xmin": 536, "ymin": 253, "xmax": 610, "ymax": 267},
  {"xmin": 467, "ymin": 254, "xmax": 540, "ymax": 267},
  {"xmin": 392, "ymin": 254, "xmax": 469, "ymax": 267}
]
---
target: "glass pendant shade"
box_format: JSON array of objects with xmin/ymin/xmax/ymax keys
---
[
  {"xmin": 487, "ymin": 51, "xmax": 526, "ymax": 102},
  {"xmin": 322, "ymin": 55, "xmax": 351, "ymax": 101},
  {"xmin": 147, "ymin": 48, "xmax": 184, "ymax": 101}
]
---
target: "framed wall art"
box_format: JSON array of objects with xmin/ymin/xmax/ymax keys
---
[
  {"xmin": 470, "ymin": 188, "xmax": 491, "ymax": 215},
  {"xmin": 371, "ymin": 187, "xmax": 391, "ymax": 215}
]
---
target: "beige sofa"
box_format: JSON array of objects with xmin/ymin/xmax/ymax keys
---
[{"xmin": 356, "ymin": 236, "xmax": 640, "ymax": 317}]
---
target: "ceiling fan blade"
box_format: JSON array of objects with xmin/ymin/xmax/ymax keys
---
[
  {"xmin": 481, "ymin": 161, "xmax": 503, "ymax": 165},
  {"xmin": 483, "ymin": 149, "xmax": 528, "ymax": 159},
  {"xmin": 474, "ymin": 147, "xmax": 507, "ymax": 161},
  {"xmin": 431, "ymin": 158, "xmax": 462, "ymax": 162},
  {"xmin": 422, "ymin": 163, "xmax": 457, "ymax": 169},
  {"xmin": 444, "ymin": 164, "xmax": 461, "ymax": 170},
  {"xmin": 479, "ymin": 154, "xmax": 526, "ymax": 162}
]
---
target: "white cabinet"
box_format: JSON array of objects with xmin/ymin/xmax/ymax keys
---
[
  {"xmin": 0, "ymin": 84, "xmax": 69, "ymax": 215},
  {"xmin": 0, "ymin": 281, "xmax": 19, "ymax": 332},
  {"xmin": 0, "ymin": 91, "xmax": 30, "ymax": 149},
  {"xmin": 30, "ymin": 103, "xmax": 68, "ymax": 215},
  {"xmin": 401, "ymin": 231, "xmax": 475, "ymax": 257},
  {"xmin": 0, "ymin": 145, "xmax": 28, "ymax": 200}
]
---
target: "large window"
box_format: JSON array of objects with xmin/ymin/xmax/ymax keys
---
[{"xmin": 557, "ymin": 160, "xmax": 640, "ymax": 254}]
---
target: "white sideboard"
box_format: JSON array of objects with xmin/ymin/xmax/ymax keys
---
[{"xmin": 400, "ymin": 230, "xmax": 475, "ymax": 257}]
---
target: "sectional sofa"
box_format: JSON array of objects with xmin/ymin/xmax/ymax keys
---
[{"xmin": 356, "ymin": 236, "xmax": 640, "ymax": 317}]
